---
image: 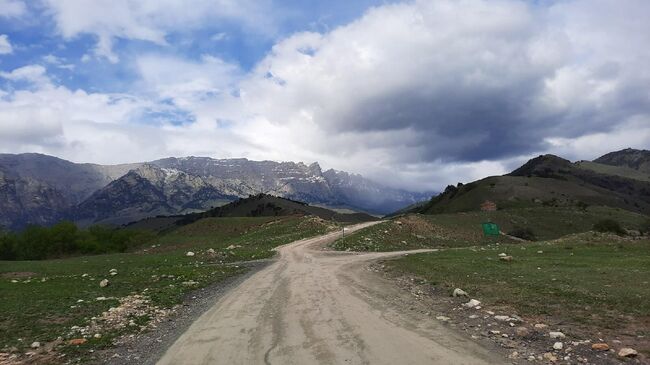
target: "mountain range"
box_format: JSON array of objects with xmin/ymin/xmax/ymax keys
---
[
  {"xmin": 0, "ymin": 153, "xmax": 430, "ymax": 229},
  {"xmin": 410, "ymin": 148, "xmax": 650, "ymax": 216}
]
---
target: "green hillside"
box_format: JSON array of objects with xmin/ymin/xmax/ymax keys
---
[
  {"xmin": 177, "ymin": 193, "xmax": 379, "ymax": 225},
  {"xmin": 576, "ymin": 161, "xmax": 650, "ymax": 182},
  {"xmin": 413, "ymin": 154, "xmax": 650, "ymax": 216}
]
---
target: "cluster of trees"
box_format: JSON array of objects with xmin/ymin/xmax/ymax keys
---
[{"xmin": 0, "ymin": 222, "xmax": 155, "ymax": 261}]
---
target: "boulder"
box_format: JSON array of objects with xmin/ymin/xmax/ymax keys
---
[
  {"xmin": 99, "ymin": 279, "xmax": 109, "ymax": 288},
  {"xmin": 549, "ymin": 331, "xmax": 565, "ymax": 339},
  {"xmin": 494, "ymin": 315, "xmax": 510, "ymax": 321},
  {"xmin": 592, "ymin": 343, "xmax": 609, "ymax": 351},
  {"xmin": 463, "ymin": 299, "xmax": 481, "ymax": 308},
  {"xmin": 186, "ymin": 251, "xmax": 195, "ymax": 257},
  {"xmin": 543, "ymin": 352, "xmax": 558, "ymax": 362},
  {"xmin": 515, "ymin": 327, "xmax": 530, "ymax": 337},
  {"xmin": 618, "ymin": 348, "xmax": 638, "ymax": 358},
  {"xmin": 452, "ymin": 288, "xmax": 468, "ymax": 297},
  {"xmin": 30, "ymin": 342, "xmax": 40, "ymax": 349},
  {"xmin": 553, "ymin": 342, "xmax": 563, "ymax": 350},
  {"xmin": 499, "ymin": 255, "xmax": 514, "ymax": 262}
]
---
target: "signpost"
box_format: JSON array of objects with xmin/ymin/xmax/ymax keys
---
[
  {"xmin": 481, "ymin": 222, "xmax": 500, "ymax": 236},
  {"xmin": 480, "ymin": 200, "xmax": 499, "ymax": 237}
]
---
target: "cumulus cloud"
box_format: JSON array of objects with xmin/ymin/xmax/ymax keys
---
[
  {"xmin": 0, "ymin": 34, "xmax": 12, "ymax": 54},
  {"xmin": 1, "ymin": 0, "xmax": 649, "ymax": 192},
  {"xmin": 0, "ymin": 0, "xmax": 25, "ymax": 17},
  {"xmin": 42, "ymin": 0, "xmax": 278, "ymax": 62}
]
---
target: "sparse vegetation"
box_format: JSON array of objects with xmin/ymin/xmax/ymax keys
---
[
  {"xmin": 386, "ymin": 236, "xmax": 650, "ymax": 332},
  {"xmin": 593, "ymin": 219, "xmax": 626, "ymax": 235},
  {"xmin": 0, "ymin": 216, "xmax": 333, "ymax": 358},
  {"xmin": 333, "ymin": 206, "xmax": 648, "ymax": 252}
]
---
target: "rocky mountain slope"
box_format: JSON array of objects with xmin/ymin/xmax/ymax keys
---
[
  {"xmin": 0, "ymin": 154, "xmax": 429, "ymax": 229},
  {"xmin": 72, "ymin": 165, "xmax": 237, "ymax": 226},
  {"xmin": 594, "ymin": 148, "xmax": 650, "ymax": 173},
  {"xmin": 410, "ymin": 149, "xmax": 650, "ymax": 216}
]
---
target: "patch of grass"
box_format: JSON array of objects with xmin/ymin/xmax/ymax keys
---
[
  {"xmin": 152, "ymin": 216, "xmax": 332, "ymax": 261},
  {"xmin": 332, "ymin": 206, "xmax": 649, "ymax": 251},
  {"xmin": 0, "ymin": 216, "xmax": 332, "ymax": 357},
  {"xmin": 387, "ymin": 237, "xmax": 650, "ymax": 331}
]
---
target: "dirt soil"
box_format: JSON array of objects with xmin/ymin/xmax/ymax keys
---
[{"xmin": 155, "ymin": 222, "xmax": 507, "ymax": 365}]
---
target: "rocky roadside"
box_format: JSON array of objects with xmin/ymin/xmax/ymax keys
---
[
  {"xmin": 369, "ymin": 262, "xmax": 648, "ymax": 365},
  {"xmin": 0, "ymin": 260, "xmax": 271, "ymax": 365},
  {"xmin": 94, "ymin": 260, "xmax": 271, "ymax": 365}
]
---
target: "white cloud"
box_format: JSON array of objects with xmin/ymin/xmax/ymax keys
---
[
  {"xmin": 0, "ymin": 0, "xmax": 25, "ymax": 17},
  {"xmin": 2, "ymin": 0, "xmax": 649, "ymax": 192},
  {"xmin": 0, "ymin": 34, "xmax": 13, "ymax": 54},
  {"xmin": 42, "ymin": 0, "xmax": 277, "ymax": 62},
  {"xmin": 0, "ymin": 64, "xmax": 49, "ymax": 85},
  {"xmin": 42, "ymin": 54, "xmax": 75, "ymax": 70}
]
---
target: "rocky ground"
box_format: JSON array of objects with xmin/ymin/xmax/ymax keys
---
[
  {"xmin": 0, "ymin": 261, "xmax": 270, "ymax": 365},
  {"xmin": 372, "ymin": 262, "xmax": 648, "ymax": 365},
  {"xmin": 95, "ymin": 260, "xmax": 271, "ymax": 365}
]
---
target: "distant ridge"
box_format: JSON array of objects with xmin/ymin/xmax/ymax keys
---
[
  {"xmin": 175, "ymin": 194, "xmax": 379, "ymax": 226},
  {"xmin": 401, "ymin": 149, "xmax": 650, "ymax": 216},
  {"xmin": 0, "ymin": 153, "xmax": 427, "ymax": 229}
]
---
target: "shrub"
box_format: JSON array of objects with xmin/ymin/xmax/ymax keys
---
[
  {"xmin": 640, "ymin": 219, "xmax": 650, "ymax": 236},
  {"xmin": 507, "ymin": 227, "xmax": 537, "ymax": 241},
  {"xmin": 593, "ymin": 219, "xmax": 626, "ymax": 235}
]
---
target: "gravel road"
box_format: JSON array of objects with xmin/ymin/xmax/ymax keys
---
[{"xmin": 157, "ymin": 222, "xmax": 504, "ymax": 365}]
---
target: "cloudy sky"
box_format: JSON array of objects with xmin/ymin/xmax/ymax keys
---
[{"xmin": 0, "ymin": 0, "xmax": 648, "ymax": 192}]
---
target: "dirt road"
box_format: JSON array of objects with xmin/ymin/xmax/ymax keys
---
[{"xmin": 157, "ymin": 222, "xmax": 503, "ymax": 365}]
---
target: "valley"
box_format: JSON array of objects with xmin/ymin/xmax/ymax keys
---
[{"xmin": 1, "ymin": 148, "xmax": 650, "ymax": 364}]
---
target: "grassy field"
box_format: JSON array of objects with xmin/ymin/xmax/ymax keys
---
[
  {"xmin": 386, "ymin": 235, "xmax": 650, "ymax": 337},
  {"xmin": 332, "ymin": 206, "xmax": 649, "ymax": 251},
  {"xmin": 0, "ymin": 216, "xmax": 333, "ymax": 360}
]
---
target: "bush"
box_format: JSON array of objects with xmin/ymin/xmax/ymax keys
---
[
  {"xmin": 640, "ymin": 219, "xmax": 650, "ymax": 236},
  {"xmin": 593, "ymin": 219, "xmax": 626, "ymax": 235},
  {"xmin": 507, "ymin": 227, "xmax": 537, "ymax": 241}
]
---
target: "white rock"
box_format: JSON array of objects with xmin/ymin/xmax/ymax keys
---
[
  {"xmin": 30, "ymin": 342, "xmax": 40, "ymax": 349},
  {"xmin": 537, "ymin": 251, "xmax": 543, "ymax": 254},
  {"xmin": 81, "ymin": 273, "xmax": 89, "ymax": 277},
  {"xmin": 469, "ymin": 315, "xmax": 479, "ymax": 319},
  {"xmin": 206, "ymin": 248, "xmax": 216, "ymax": 254},
  {"xmin": 494, "ymin": 315, "xmax": 510, "ymax": 321},
  {"xmin": 99, "ymin": 279, "xmax": 109, "ymax": 288},
  {"xmin": 618, "ymin": 348, "xmax": 638, "ymax": 358},
  {"xmin": 186, "ymin": 251, "xmax": 195, "ymax": 257},
  {"xmin": 96, "ymin": 296, "xmax": 107, "ymax": 301},
  {"xmin": 93, "ymin": 334, "xmax": 102, "ymax": 339},
  {"xmin": 452, "ymin": 288, "xmax": 468, "ymax": 297},
  {"xmin": 553, "ymin": 342, "xmax": 564, "ymax": 350},
  {"xmin": 549, "ymin": 331, "xmax": 566, "ymax": 339},
  {"xmin": 463, "ymin": 299, "xmax": 481, "ymax": 308},
  {"xmin": 435, "ymin": 316, "xmax": 451, "ymax": 321},
  {"xmin": 498, "ymin": 253, "xmax": 507, "ymax": 257}
]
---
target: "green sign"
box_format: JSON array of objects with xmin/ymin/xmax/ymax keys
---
[{"xmin": 482, "ymin": 222, "xmax": 500, "ymax": 236}]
